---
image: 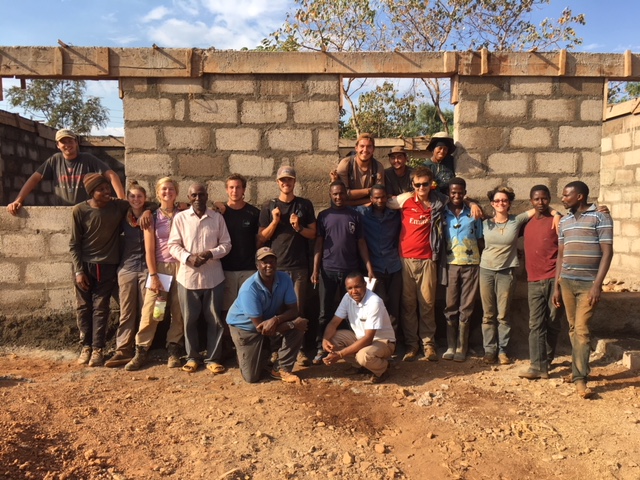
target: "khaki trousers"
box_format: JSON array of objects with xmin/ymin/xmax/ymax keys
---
[
  {"xmin": 401, "ymin": 257, "xmax": 437, "ymax": 351},
  {"xmin": 329, "ymin": 329, "xmax": 395, "ymax": 377}
]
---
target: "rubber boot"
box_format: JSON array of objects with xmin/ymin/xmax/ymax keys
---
[
  {"xmin": 442, "ymin": 323, "xmax": 457, "ymax": 360},
  {"xmin": 167, "ymin": 343, "xmax": 182, "ymax": 368},
  {"xmin": 454, "ymin": 322, "xmax": 469, "ymax": 362},
  {"xmin": 124, "ymin": 346, "xmax": 148, "ymax": 371}
]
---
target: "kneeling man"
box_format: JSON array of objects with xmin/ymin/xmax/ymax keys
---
[
  {"xmin": 322, "ymin": 272, "xmax": 396, "ymax": 383},
  {"xmin": 227, "ymin": 247, "xmax": 308, "ymax": 383}
]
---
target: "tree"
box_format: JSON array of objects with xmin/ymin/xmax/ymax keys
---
[
  {"xmin": 267, "ymin": 0, "xmax": 586, "ymax": 134},
  {"xmin": 5, "ymin": 79, "xmax": 109, "ymax": 135},
  {"xmin": 608, "ymin": 82, "xmax": 640, "ymax": 104}
]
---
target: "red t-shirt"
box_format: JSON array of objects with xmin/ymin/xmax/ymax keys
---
[
  {"xmin": 523, "ymin": 214, "xmax": 558, "ymax": 282},
  {"xmin": 399, "ymin": 195, "xmax": 433, "ymax": 259}
]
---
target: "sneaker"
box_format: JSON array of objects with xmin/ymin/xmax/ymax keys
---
[
  {"xmin": 575, "ymin": 380, "xmax": 593, "ymax": 399},
  {"xmin": 167, "ymin": 343, "xmax": 182, "ymax": 369},
  {"xmin": 297, "ymin": 351, "xmax": 311, "ymax": 367},
  {"xmin": 424, "ymin": 345, "xmax": 438, "ymax": 362},
  {"xmin": 104, "ymin": 351, "xmax": 133, "ymax": 368},
  {"xmin": 483, "ymin": 353, "xmax": 497, "ymax": 364},
  {"xmin": 402, "ymin": 349, "xmax": 419, "ymax": 362},
  {"xmin": 88, "ymin": 348, "xmax": 104, "ymax": 367},
  {"xmin": 518, "ymin": 368, "xmax": 549, "ymax": 380},
  {"xmin": 77, "ymin": 346, "xmax": 92, "ymax": 365},
  {"xmin": 498, "ymin": 353, "xmax": 511, "ymax": 365},
  {"xmin": 368, "ymin": 368, "xmax": 389, "ymax": 384},
  {"xmin": 270, "ymin": 351, "xmax": 279, "ymax": 364},
  {"xmin": 312, "ymin": 350, "xmax": 326, "ymax": 365}
]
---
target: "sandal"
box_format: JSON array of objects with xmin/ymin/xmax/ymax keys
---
[
  {"xmin": 206, "ymin": 362, "xmax": 226, "ymax": 375},
  {"xmin": 182, "ymin": 360, "xmax": 199, "ymax": 373}
]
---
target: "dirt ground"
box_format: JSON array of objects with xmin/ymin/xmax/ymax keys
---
[{"xmin": 1, "ymin": 344, "xmax": 639, "ymax": 480}]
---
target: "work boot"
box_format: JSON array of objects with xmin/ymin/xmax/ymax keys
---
[
  {"xmin": 77, "ymin": 346, "xmax": 92, "ymax": 365},
  {"xmin": 167, "ymin": 343, "xmax": 182, "ymax": 369},
  {"xmin": 124, "ymin": 346, "xmax": 148, "ymax": 371},
  {"xmin": 442, "ymin": 323, "xmax": 457, "ymax": 360},
  {"xmin": 105, "ymin": 351, "xmax": 133, "ymax": 368},
  {"xmin": 88, "ymin": 348, "xmax": 104, "ymax": 367},
  {"xmin": 454, "ymin": 322, "xmax": 470, "ymax": 362},
  {"xmin": 424, "ymin": 344, "xmax": 438, "ymax": 362}
]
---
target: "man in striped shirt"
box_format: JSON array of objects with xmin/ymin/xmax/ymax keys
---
[{"xmin": 553, "ymin": 181, "xmax": 613, "ymax": 399}]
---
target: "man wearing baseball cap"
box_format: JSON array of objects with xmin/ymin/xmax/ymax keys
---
[
  {"xmin": 226, "ymin": 247, "xmax": 309, "ymax": 383},
  {"xmin": 384, "ymin": 146, "xmax": 414, "ymax": 196},
  {"xmin": 6, "ymin": 128, "xmax": 125, "ymax": 215},
  {"xmin": 258, "ymin": 165, "xmax": 317, "ymax": 366}
]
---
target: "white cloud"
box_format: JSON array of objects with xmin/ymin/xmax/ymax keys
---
[
  {"xmin": 142, "ymin": 6, "xmax": 171, "ymax": 23},
  {"xmin": 110, "ymin": 35, "xmax": 141, "ymax": 45},
  {"xmin": 173, "ymin": 0, "xmax": 200, "ymax": 16},
  {"xmin": 92, "ymin": 126, "xmax": 125, "ymax": 137}
]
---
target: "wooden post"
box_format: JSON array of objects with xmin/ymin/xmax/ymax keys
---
[
  {"xmin": 480, "ymin": 48, "xmax": 489, "ymax": 75},
  {"xmin": 624, "ymin": 50, "xmax": 632, "ymax": 77},
  {"xmin": 558, "ymin": 49, "xmax": 567, "ymax": 76}
]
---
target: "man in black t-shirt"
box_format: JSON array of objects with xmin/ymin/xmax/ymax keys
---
[
  {"xmin": 7, "ymin": 128, "xmax": 125, "ymax": 215},
  {"xmin": 384, "ymin": 146, "xmax": 414, "ymax": 196},
  {"xmin": 258, "ymin": 166, "xmax": 317, "ymax": 365},
  {"xmin": 220, "ymin": 173, "xmax": 261, "ymax": 312}
]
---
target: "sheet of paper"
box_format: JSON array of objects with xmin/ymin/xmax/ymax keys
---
[
  {"xmin": 145, "ymin": 273, "xmax": 173, "ymax": 292},
  {"xmin": 364, "ymin": 276, "xmax": 377, "ymax": 290}
]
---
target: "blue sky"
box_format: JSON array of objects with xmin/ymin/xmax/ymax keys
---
[{"xmin": 1, "ymin": 0, "xmax": 639, "ymax": 135}]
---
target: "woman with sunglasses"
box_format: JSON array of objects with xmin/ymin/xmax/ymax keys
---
[{"xmin": 480, "ymin": 186, "xmax": 559, "ymax": 366}]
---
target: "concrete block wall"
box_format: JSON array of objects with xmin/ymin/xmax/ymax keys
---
[
  {"xmin": 600, "ymin": 111, "xmax": 640, "ymax": 277},
  {"xmin": 455, "ymin": 76, "xmax": 604, "ymax": 209},
  {"xmin": 0, "ymin": 207, "xmax": 75, "ymax": 315},
  {"xmin": 122, "ymin": 74, "xmax": 341, "ymax": 208}
]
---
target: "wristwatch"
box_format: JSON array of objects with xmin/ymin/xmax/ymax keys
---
[{"xmin": 287, "ymin": 321, "xmax": 295, "ymax": 330}]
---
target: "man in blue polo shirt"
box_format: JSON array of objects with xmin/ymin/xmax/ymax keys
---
[
  {"xmin": 442, "ymin": 177, "xmax": 484, "ymax": 362},
  {"xmin": 553, "ymin": 181, "xmax": 613, "ymax": 399},
  {"xmin": 227, "ymin": 247, "xmax": 308, "ymax": 383}
]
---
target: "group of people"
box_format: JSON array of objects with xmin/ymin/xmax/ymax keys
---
[{"xmin": 6, "ymin": 129, "xmax": 613, "ymax": 398}]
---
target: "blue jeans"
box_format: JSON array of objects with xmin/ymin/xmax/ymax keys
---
[
  {"xmin": 178, "ymin": 282, "xmax": 225, "ymax": 364},
  {"xmin": 558, "ymin": 278, "xmax": 596, "ymax": 382},
  {"xmin": 527, "ymin": 278, "xmax": 562, "ymax": 372},
  {"xmin": 479, "ymin": 267, "xmax": 515, "ymax": 356}
]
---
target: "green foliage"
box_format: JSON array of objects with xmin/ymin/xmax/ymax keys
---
[
  {"xmin": 608, "ymin": 82, "xmax": 640, "ymax": 104},
  {"xmin": 5, "ymin": 79, "xmax": 109, "ymax": 135},
  {"xmin": 265, "ymin": 0, "xmax": 586, "ymax": 137}
]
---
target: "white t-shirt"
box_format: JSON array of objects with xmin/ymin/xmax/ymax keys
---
[{"xmin": 334, "ymin": 289, "xmax": 395, "ymax": 342}]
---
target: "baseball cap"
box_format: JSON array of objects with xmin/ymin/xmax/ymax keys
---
[
  {"xmin": 276, "ymin": 166, "xmax": 296, "ymax": 179},
  {"xmin": 255, "ymin": 247, "xmax": 277, "ymax": 261},
  {"xmin": 55, "ymin": 129, "xmax": 77, "ymax": 142}
]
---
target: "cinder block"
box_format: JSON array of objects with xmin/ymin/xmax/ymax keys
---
[
  {"xmin": 622, "ymin": 351, "xmax": 640, "ymax": 370},
  {"xmin": 510, "ymin": 77, "xmax": 553, "ymax": 96},
  {"xmin": 532, "ymin": 99, "xmax": 576, "ymax": 122},
  {"xmin": 175, "ymin": 100, "xmax": 186, "ymax": 121},
  {"xmin": 49, "ymin": 233, "xmax": 71, "ymax": 256},
  {"xmin": 294, "ymin": 154, "xmax": 341, "ymax": 181},
  {"xmin": 625, "ymin": 151, "xmax": 640, "ymax": 166},
  {"xmin": 613, "ymin": 132, "xmax": 633, "ymax": 151},
  {"xmin": 125, "ymin": 127, "xmax": 158, "ymax": 150},
  {"xmin": 205, "ymin": 181, "xmax": 227, "ymax": 204},
  {"xmin": 216, "ymin": 128, "xmax": 261, "ymax": 151},
  {"xmin": 487, "ymin": 152, "xmax": 530, "ymax": 174},
  {"xmin": 559, "ymin": 78, "xmax": 604, "ymax": 96},
  {"xmin": 510, "ymin": 127, "xmax": 552, "ymax": 148},
  {"xmin": 23, "ymin": 207, "xmax": 72, "ymax": 233},
  {"xmin": 190, "ymin": 99, "xmax": 238, "ymax": 123},
  {"xmin": 459, "ymin": 77, "xmax": 508, "ymax": 96},
  {"xmin": 209, "ymin": 75, "xmax": 255, "ymax": 94},
  {"xmin": 1, "ymin": 234, "xmax": 45, "ymax": 258},
  {"xmin": 465, "ymin": 177, "xmax": 505, "ymax": 201},
  {"xmin": 293, "ymin": 101, "xmax": 339, "ymax": 124},
  {"xmin": 556, "ymin": 175, "xmax": 599, "ymax": 198},
  {"xmin": 259, "ymin": 79, "xmax": 306, "ymax": 97},
  {"xmin": 599, "ymin": 169, "xmax": 615, "ymax": 186},
  {"xmin": 0, "ymin": 289, "xmax": 45, "ymax": 309},
  {"xmin": 455, "ymin": 101, "xmax": 478, "ymax": 124},
  {"xmin": 0, "ymin": 262, "xmax": 20, "ymax": 282},
  {"xmin": 25, "ymin": 262, "xmax": 73, "ymax": 284},
  {"xmin": 485, "ymin": 100, "xmax": 527, "ymax": 119},
  {"xmin": 241, "ymin": 101, "xmax": 287, "ymax": 124},
  {"xmin": 457, "ymin": 127, "xmax": 505, "ymax": 151},
  {"xmin": 307, "ymin": 76, "xmax": 340, "ymax": 96},
  {"xmin": 581, "ymin": 151, "xmax": 601, "ymax": 173},
  {"xmin": 614, "ymin": 236, "xmax": 631, "ymax": 253},
  {"xmin": 267, "ymin": 129, "xmax": 312, "ymax": 151},
  {"xmin": 631, "ymin": 238, "xmax": 640, "ymax": 254},
  {"xmin": 164, "ymin": 127, "xmax": 210, "ymax": 150},
  {"xmin": 614, "ymin": 169, "xmax": 634, "ymax": 185},
  {"xmin": 601, "ymin": 153, "xmax": 622, "ymax": 169},
  {"xmin": 157, "ymin": 78, "xmax": 204, "ymax": 94},
  {"xmin": 316, "ymin": 129, "xmax": 339, "ymax": 152},
  {"xmin": 47, "ymin": 286, "xmax": 76, "ymax": 311},
  {"xmin": 535, "ymin": 152, "xmax": 577, "ymax": 174},
  {"xmin": 580, "ymin": 99, "xmax": 603, "ymax": 122},
  {"xmin": 634, "ymin": 130, "xmax": 640, "ymax": 148},
  {"xmin": 256, "ymin": 180, "xmax": 282, "ymax": 205},
  {"xmin": 612, "ymin": 203, "xmax": 631, "ymax": 219},
  {"xmin": 601, "ymin": 137, "xmax": 613, "ymax": 153},
  {"xmin": 507, "ymin": 177, "xmax": 550, "ymax": 201},
  {"xmin": 603, "ymin": 189, "xmax": 622, "ymax": 203},
  {"xmin": 622, "ymin": 188, "xmax": 640, "ymax": 202},
  {"xmin": 228, "ymin": 154, "xmax": 275, "ymax": 177},
  {"xmin": 558, "ymin": 126, "xmax": 602, "ymax": 149},
  {"xmin": 0, "ymin": 211, "xmax": 25, "ymax": 232},
  {"xmin": 123, "ymin": 97, "xmax": 174, "ymax": 122},
  {"xmin": 177, "ymin": 154, "xmax": 226, "ymax": 177},
  {"xmin": 120, "ymin": 78, "xmax": 149, "ymax": 93},
  {"xmin": 301, "ymin": 180, "xmax": 332, "ymax": 208},
  {"xmin": 125, "ymin": 153, "xmax": 173, "ymax": 177}
]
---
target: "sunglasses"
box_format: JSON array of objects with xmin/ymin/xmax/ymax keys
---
[{"xmin": 413, "ymin": 182, "xmax": 431, "ymax": 188}]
